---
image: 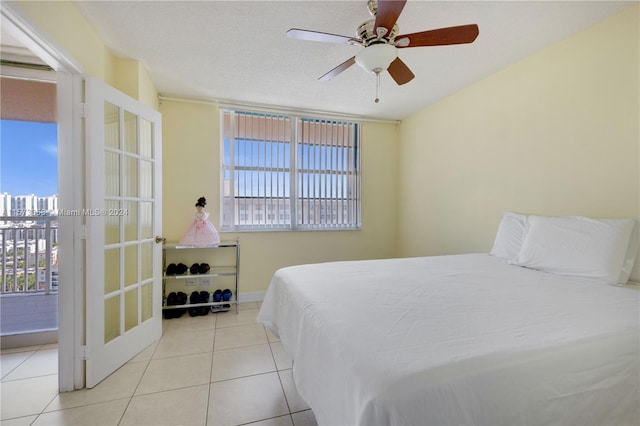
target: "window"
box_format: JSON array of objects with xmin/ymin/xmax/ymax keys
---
[{"xmin": 222, "ymin": 109, "xmax": 361, "ymax": 231}]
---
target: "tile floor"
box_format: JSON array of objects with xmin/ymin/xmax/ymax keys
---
[{"xmin": 0, "ymin": 303, "xmax": 318, "ymax": 426}]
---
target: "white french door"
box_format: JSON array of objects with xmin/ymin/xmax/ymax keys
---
[{"xmin": 84, "ymin": 77, "xmax": 162, "ymax": 388}]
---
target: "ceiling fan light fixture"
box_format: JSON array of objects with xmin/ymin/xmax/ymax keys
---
[{"xmin": 355, "ymin": 43, "xmax": 397, "ymax": 74}]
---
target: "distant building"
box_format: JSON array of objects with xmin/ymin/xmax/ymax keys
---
[
  {"xmin": 0, "ymin": 193, "xmax": 11, "ymax": 216},
  {"xmin": 0, "ymin": 193, "xmax": 58, "ymax": 216},
  {"xmin": 0, "ymin": 193, "xmax": 59, "ymax": 294}
]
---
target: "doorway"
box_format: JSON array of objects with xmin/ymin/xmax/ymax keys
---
[{"xmin": 0, "ymin": 68, "xmax": 59, "ymax": 346}]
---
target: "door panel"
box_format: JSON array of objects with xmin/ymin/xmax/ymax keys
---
[{"xmin": 85, "ymin": 77, "xmax": 162, "ymax": 388}]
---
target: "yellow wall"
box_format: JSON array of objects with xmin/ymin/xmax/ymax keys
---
[
  {"xmin": 160, "ymin": 99, "xmax": 399, "ymax": 294},
  {"xmin": 15, "ymin": 1, "xmax": 638, "ymax": 294},
  {"xmin": 13, "ymin": 1, "xmax": 158, "ymax": 110},
  {"xmin": 397, "ymin": 5, "xmax": 640, "ymax": 258}
]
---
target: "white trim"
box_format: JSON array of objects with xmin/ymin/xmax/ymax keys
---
[
  {"xmin": 57, "ymin": 72, "xmax": 86, "ymax": 391},
  {"xmin": 237, "ymin": 291, "xmax": 265, "ymax": 303},
  {"xmin": 1, "ymin": 2, "xmax": 83, "ymax": 74}
]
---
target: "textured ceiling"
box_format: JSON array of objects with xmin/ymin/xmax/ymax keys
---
[{"xmin": 73, "ymin": 1, "xmax": 635, "ymax": 121}]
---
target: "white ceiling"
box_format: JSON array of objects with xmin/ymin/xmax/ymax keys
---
[{"xmin": 73, "ymin": 1, "xmax": 634, "ymax": 121}]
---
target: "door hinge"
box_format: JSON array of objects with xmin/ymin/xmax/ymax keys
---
[
  {"xmin": 79, "ymin": 345, "xmax": 90, "ymax": 360},
  {"xmin": 79, "ymin": 102, "xmax": 87, "ymax": 118}
]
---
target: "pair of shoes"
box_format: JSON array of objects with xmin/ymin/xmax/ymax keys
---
[
  {"xmin": 210, "ymin": 288, "xmax": 233, "ymax": 302},
  {"xmin": 164, "ymin": 291, "xmax": 188, "ymax": 319},
  {"xmin": 210, "ymin": 289, "xmax": 233, "ymax": 313},
  {"xmin": 189, "ymin": 263, "xmax": 211, "ymax": 274},
  {"xmin": 166, "ymin": 263, "xmax": 188, "ymax": 275},
  {"xmin": 188, "ymin": 291, "xmax": 211, "ymax": 316}
]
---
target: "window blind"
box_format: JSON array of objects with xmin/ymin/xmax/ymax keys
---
[{"xmin": 222, "ymin": 110, "xmax": 360, "ymax": 231}]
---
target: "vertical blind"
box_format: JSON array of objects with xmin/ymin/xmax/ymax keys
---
[{"xmin": 222, "ymin": 110, "xmax": 360, "ymax": 231}]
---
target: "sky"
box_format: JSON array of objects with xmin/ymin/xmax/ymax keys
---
[{"xmin": 0, "ymin": 120, "xmax": 58, "ymax": 197}]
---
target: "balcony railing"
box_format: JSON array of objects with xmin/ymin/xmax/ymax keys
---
[{"xmin": 0, "ymin": 216, "xmax": 58, "ymax": 295}]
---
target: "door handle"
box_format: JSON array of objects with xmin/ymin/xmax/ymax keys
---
[{"xmin": 155, "ymin": 236, "xmax": 166, "ymax": 244}]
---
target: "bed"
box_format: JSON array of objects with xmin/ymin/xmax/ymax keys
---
[{"xmin": 257, "ymin": 214, "xmax": 640, "ymax": 425}]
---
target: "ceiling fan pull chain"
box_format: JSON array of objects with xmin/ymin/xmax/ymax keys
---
[{"xmin": 375, "ymin": 71, "xmax": 381, "ymax": 103}]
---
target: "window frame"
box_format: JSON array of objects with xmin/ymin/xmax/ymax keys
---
[{"xmin": 221, "ymin": 109, "xmax": 362, "ymax": 232}]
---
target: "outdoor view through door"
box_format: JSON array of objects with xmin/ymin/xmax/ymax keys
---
[{"xmin": 0, "ymin": 76, "xmax": 59, "ymax": 337}]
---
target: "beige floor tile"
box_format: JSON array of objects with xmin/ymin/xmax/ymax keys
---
[
  {"xmin": 136, "ymin": 351, "xmax": 212, "ymax": 395},
  {"xmin": 239, "ymin": 302, "xmax": 259, "ymax": 310},
  {"xmin": 247, "ymin": 414, "xmax": 294, "ymax": 426},
  {"xmin": 0, "ymin": 374, "xmax": 58, "ymax": 420},
  {"xmin": 163, "ymin": 312, "xmax": 217, "ymax": 333},
  {"xmin": 214, "ymin": 323, "xmax": 268, "ymax": 351},
  {"xmin": 0, "ymin": 415, "xmax": 38, "ymax": 425},
  {"xmin": 291, "ymin": 410, "xmax": 317, "ymax": 426},
  {"xmin": 121, "ymin": 384, "xmax": 209, "ymax": 426},
  {"xmin": 207, "ymin": 372, "xmax": 289, "ymax": 425},
  {"xmin": 44, "ymin": 362, "xmax": 145, "ymax": 411},
  {"xmin": 153, "ymin": 328, "xmax": 214, "ymax": 359},
  {"xmin": 216, "ymin": 308, "xmax": 259, "ymax": 328},
  {"xmin": 127, "ymin": 340, "xmax": 158, "ymax": 364},
  {"xmin": 211, "ymin": 343, "xmax": 276, "ymax": 382},
  {"xmin": 270, "ymin": 341, "xmax": 293, "ymax": 370},
  {"xmin": 0, "ymin": 351, "xmax": 33, "ymax": 380},
  {"xmin": 279, "ymin": 369, "xmax": 310, "ymax": 413},
  {"xmin": 32, "ymin": 398, "xmax": 129, "ymax": 426},
  {"xmin": 3, "ymin": 348, "xmax": 58, "ymax": 381}
]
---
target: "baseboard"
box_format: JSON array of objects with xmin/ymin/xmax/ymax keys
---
[
  {"xmin": 0, "ymin": 329, "xmax": 58, "ymax": 349},
  {"xmin": 237, "ymin": 291, "xmax": 266, "ymax": 303}
]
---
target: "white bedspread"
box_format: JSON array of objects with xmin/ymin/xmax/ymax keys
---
[{"xmin": 257, "ymin": 254, "xmax": 639, "ymax": 426}]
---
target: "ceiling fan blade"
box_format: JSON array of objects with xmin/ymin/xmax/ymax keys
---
[
  {"xmin": 387, "ymin": 57, "xmax": 414, "ymax": 85},
  {"xmin": 374, "ymin": 0, "xmax": 407, "ymax": 37},
  {"xmin": 319, "ymin": 56, "xmax": 356, "ymax": 81},
  {"xmin": 287, "ymin": 28, "xmax": 360, "ymax": 45},
  {"xmin": 395, "ymin": 24, "xmax": 479, "ymax": 48}
]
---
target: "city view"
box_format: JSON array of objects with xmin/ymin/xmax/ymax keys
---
[
  {"xmin": 0, "ymin": 192, "xmax": 59, "ymax": 293},
  {"xmin": 1, "ymin": 119, "xmax": 58, "ymax": 297}
]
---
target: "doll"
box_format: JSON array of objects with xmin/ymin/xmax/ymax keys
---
[{"xmin": 179, "ymin": 197, "xmax": 220, "ymax": 246}]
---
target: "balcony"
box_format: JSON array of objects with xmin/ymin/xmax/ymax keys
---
[{"xmin": 0, "ymin": 216, "xmax": 58, "ymax": 347}]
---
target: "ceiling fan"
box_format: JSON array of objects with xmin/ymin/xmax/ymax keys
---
[{"xmin": 287, "ymin": 0, "xmax": 479, "ymax": 101}]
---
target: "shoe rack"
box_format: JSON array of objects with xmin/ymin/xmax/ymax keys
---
[{"xmin": 162, "ymin": 240, "xmax": 239, "ymax": 317}]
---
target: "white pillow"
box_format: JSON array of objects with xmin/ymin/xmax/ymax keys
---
[
  {"xmin": 622, "ymin": 218, "xmax": 639, "ymax": 284},
  {"xmin": 490, "ymin": 212, "xmax": 528, "ymax": 262},
  {"xmin": 510, "ymin": 215, "xmax": 636, "ymax": 285}
]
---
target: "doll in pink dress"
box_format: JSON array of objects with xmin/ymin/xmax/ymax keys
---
[{"xmin": 179, "ymin": 197, "xmax": 220, "ymax": 246}]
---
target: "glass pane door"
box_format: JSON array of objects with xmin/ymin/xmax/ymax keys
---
[{"xmin": 85, "ymin": 77, "xmax": 162, "ymax": 388}]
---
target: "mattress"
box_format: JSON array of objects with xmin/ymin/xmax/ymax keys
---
[{"xmin": 257, "ymin": 254, "xmax": 639, "ymax": 426}]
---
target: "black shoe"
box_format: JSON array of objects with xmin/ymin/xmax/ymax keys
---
[
  {"xmin": 176, "ymin": 263, "xmax": 188, "ymax": 275},
  {"xmin": 188, "ymin": 291, "xmax": 201, "ymax": 317},
  {"xmin": 199, "ymin": 263, "xmax": 210, "ymax": 274},
  {"xmin": 190, "ymin": 263, "xmax": 200, "ymax": 274},
  {"xmin": 166, "ymin": 263, "xmax": 177, "ymax": 276},
  {"xmin": 175, "ymin": 291, "xmax": 188, "ymax": 317},
  {"xmin": 199, "ymin": 291, "xmax": 210, "ymax": 315},
  {"xmin": 164, "ymin": 292, "xmax": 178, "ymax": 319}
]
